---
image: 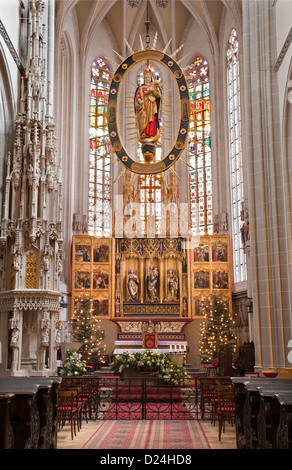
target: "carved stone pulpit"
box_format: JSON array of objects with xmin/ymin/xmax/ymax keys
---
[{"xmin": 0, "ymin": 1, "xmax": 63, "ymax": 377}]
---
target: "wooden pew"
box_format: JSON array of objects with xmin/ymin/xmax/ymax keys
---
[
  {"xmin": 0, "ymin": 379, "xmax": 40, "ymax": 449},
  {"xmin": 15, "ymin": 377, "xmax": 62, "ymax": 449},
  {"xmin": 0, "ymin": 393, "xmax": 14, "ymax": 449},
  {"xmin": 48, "ymin": 376, "xmax": 62, "ymax": 448},
  {"xmin": 0, "ymin": 376, "xmax": 62, "ymax": 449},
  {"xmin": 231, "ymin": 376, "xmax": 249, "ymax": 449},
  {"xmin": 257, "ymin": 385, "xmax": 292, "ymax": 449},
  {"xmin": 231, "ymin": 377, "xmax": 292, "ymax": 449},
  {"xmin": 276, "ymin": 393, "xmax": 292, "ymax": 449}
]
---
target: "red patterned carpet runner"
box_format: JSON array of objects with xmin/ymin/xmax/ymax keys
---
[{"xmin": 81, "ymin": 420, "xmax": 211, "ymax": 449}]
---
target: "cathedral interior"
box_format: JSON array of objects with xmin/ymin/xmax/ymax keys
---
[{"xmin": 0, "ymin": 0, "xmax": 291, "ymax": 382}]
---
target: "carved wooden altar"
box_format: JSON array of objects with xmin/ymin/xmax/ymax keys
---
[
  {"xmin": 71, "ymin": 235, "xmax": 191, "ymax": 352},
  {"xmin": 71, "ymin": 233, "xmax": 232, "ymax": 353}
]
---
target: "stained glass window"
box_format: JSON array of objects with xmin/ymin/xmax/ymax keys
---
[
  {"xmin": 187, "ymin": 57, "xmax": 212, "ymax": 235},
  {"xmin": 89, "ymin": 58, "xmax": 111, "ymax": 236},
  {"xmin": 227, "ymin": 30, "xmax": 246, "ymax": 282}
]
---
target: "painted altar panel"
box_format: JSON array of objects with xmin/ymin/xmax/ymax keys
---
[
  {"xmin": 71, "ymin": 236, "xmax": 113, "ymax": 318},
  {"xmin": 189, "ymin": 235, "xmax": 232, "ymax": 317}
]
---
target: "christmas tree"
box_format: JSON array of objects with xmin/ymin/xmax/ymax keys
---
[
  {"xmin": 199, "ymin": 294, "xmax": 237, "ymax": 364},
  {"xmin": 71, "ymin": 296, "xmax": 106, "ymax": 364}
]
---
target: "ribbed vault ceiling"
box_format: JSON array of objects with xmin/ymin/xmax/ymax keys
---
[{"xmin": 56, "ymin": 0, "xmax": 241, "ymax": 54}]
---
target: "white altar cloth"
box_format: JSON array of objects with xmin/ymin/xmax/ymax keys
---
[
  {"xmin": 113, "ymin": 348, "xmax": 185, "ymax": 355},
  {"xmin": 115, "ymin": 340, "xmax": 187, "ymax": 345}
]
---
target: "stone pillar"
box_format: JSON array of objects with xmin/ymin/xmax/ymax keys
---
[
  {"xmin": 242, "ymin": 0, "xmax": 292, "ymax": 370},
  {"xmin": 9, "ymin": 308, "xmax": 22, "ymax": 374},
  {"xmin": 40, "ymin": 308, "xmax": 50, "ymax": 371}
]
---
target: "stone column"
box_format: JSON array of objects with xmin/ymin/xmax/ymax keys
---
[
  {"xmin": 9, "ymin": 308, "xmax": 22, "ymax": 374},
  {"xmin": 51, "ymin": 311, "xmax": 62, "ymax": 373},
  {"xmin": 242, "ymin": 0, "xmax": 292, "ymax": 370},
  {"xmin": 40, "ymin": 308, "xmax": 50, "ymax": 371}
]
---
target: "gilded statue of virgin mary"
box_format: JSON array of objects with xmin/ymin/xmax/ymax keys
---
[{"xmin": 134, "ymin": 66, "xmax": 161, "ymax": 163}]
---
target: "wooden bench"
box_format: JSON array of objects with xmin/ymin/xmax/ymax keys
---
[
  {"xmin": 15, "ymin": 376, "xmax": 62, "ymax": 449},
  {"xmin": 0, "ymin": 376, "xmax": 62, "ymax": 449},
  {"xmin": 0, "ymin": 380, "xmax": 40, "ymax": 449},
  {"xmin": 276, "ymin": 393, "xmax": 292, "ymax": 449},
  {"xmin": 231, "ymin": 377, "xmax": 292, "ymax": 449},
  {"xmin": 0, "ymin": 393, "xmax": 14, "ymax": 449},
  {"xmin": 257, "ymin": 384, "xmax": 292, "ymax": 449}
]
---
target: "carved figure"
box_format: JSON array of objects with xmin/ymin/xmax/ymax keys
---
[
  {"xmin": 146, "ymin": 265, "xmax": 159, "ymax": 302},
  {"xmin": 115, "ymin": 296, "xmax": 120, "ymax": 316},
  {"xmin": 134, "ymin": 67, "xmax": 161, "ymax": 143},
  {"xmin": 127, "ymin": 268, "xmax": 139, "ymax": 301},
  {"xmin": 10, "ymin": 329, "xmax": 19, "ymax": 345},
  {"xmin": 166, "ymin": 268, "xmax": 178, "ymax": 301}
]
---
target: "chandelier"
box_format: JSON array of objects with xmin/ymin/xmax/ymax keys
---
[{"xmin": 127, "ymin": 0, "xmax": 169, "ymax": 7}]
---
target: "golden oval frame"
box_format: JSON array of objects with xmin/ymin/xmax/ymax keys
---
[{"xmin": 107, "ymin": 49, "xmax": 190, "ymax": 175}]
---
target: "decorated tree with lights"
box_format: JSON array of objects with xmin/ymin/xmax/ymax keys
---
[
  {"xmin": 199, "ymin": 294, "xmax": 237, "ymax": 364},
  {"xmin": 71, "ymin": 296, "xmax": 106, "ymax": 364}
]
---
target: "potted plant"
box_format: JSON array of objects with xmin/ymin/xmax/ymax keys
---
[{"xmin": 59, "ymin": 348, "xmax": 87, "ymax": 376}]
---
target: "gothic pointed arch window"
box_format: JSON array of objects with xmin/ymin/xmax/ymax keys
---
[
  {"xmin": 88, "ymin": 57, "xmax": 111, "ymax": 236},
  {"xmin": 226, "ymin": 29, "xmax": 247, "ymax": 282},
  {"xmin": 187, "ymin": 56, "xmax": 212, "ymax": 235}
]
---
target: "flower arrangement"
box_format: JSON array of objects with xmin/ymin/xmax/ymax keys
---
[
  {"xmin": 60, "ymin": 348, "xmax": 87, "ymax": 376},
  {"xmin": 111, "ymin": 350, "xmax": 188, "ymax": 385}
]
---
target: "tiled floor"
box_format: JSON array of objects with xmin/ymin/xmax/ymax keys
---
[{"xmin": 57, "ymin": 418, "xmax": 237, "ymax": 450}]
